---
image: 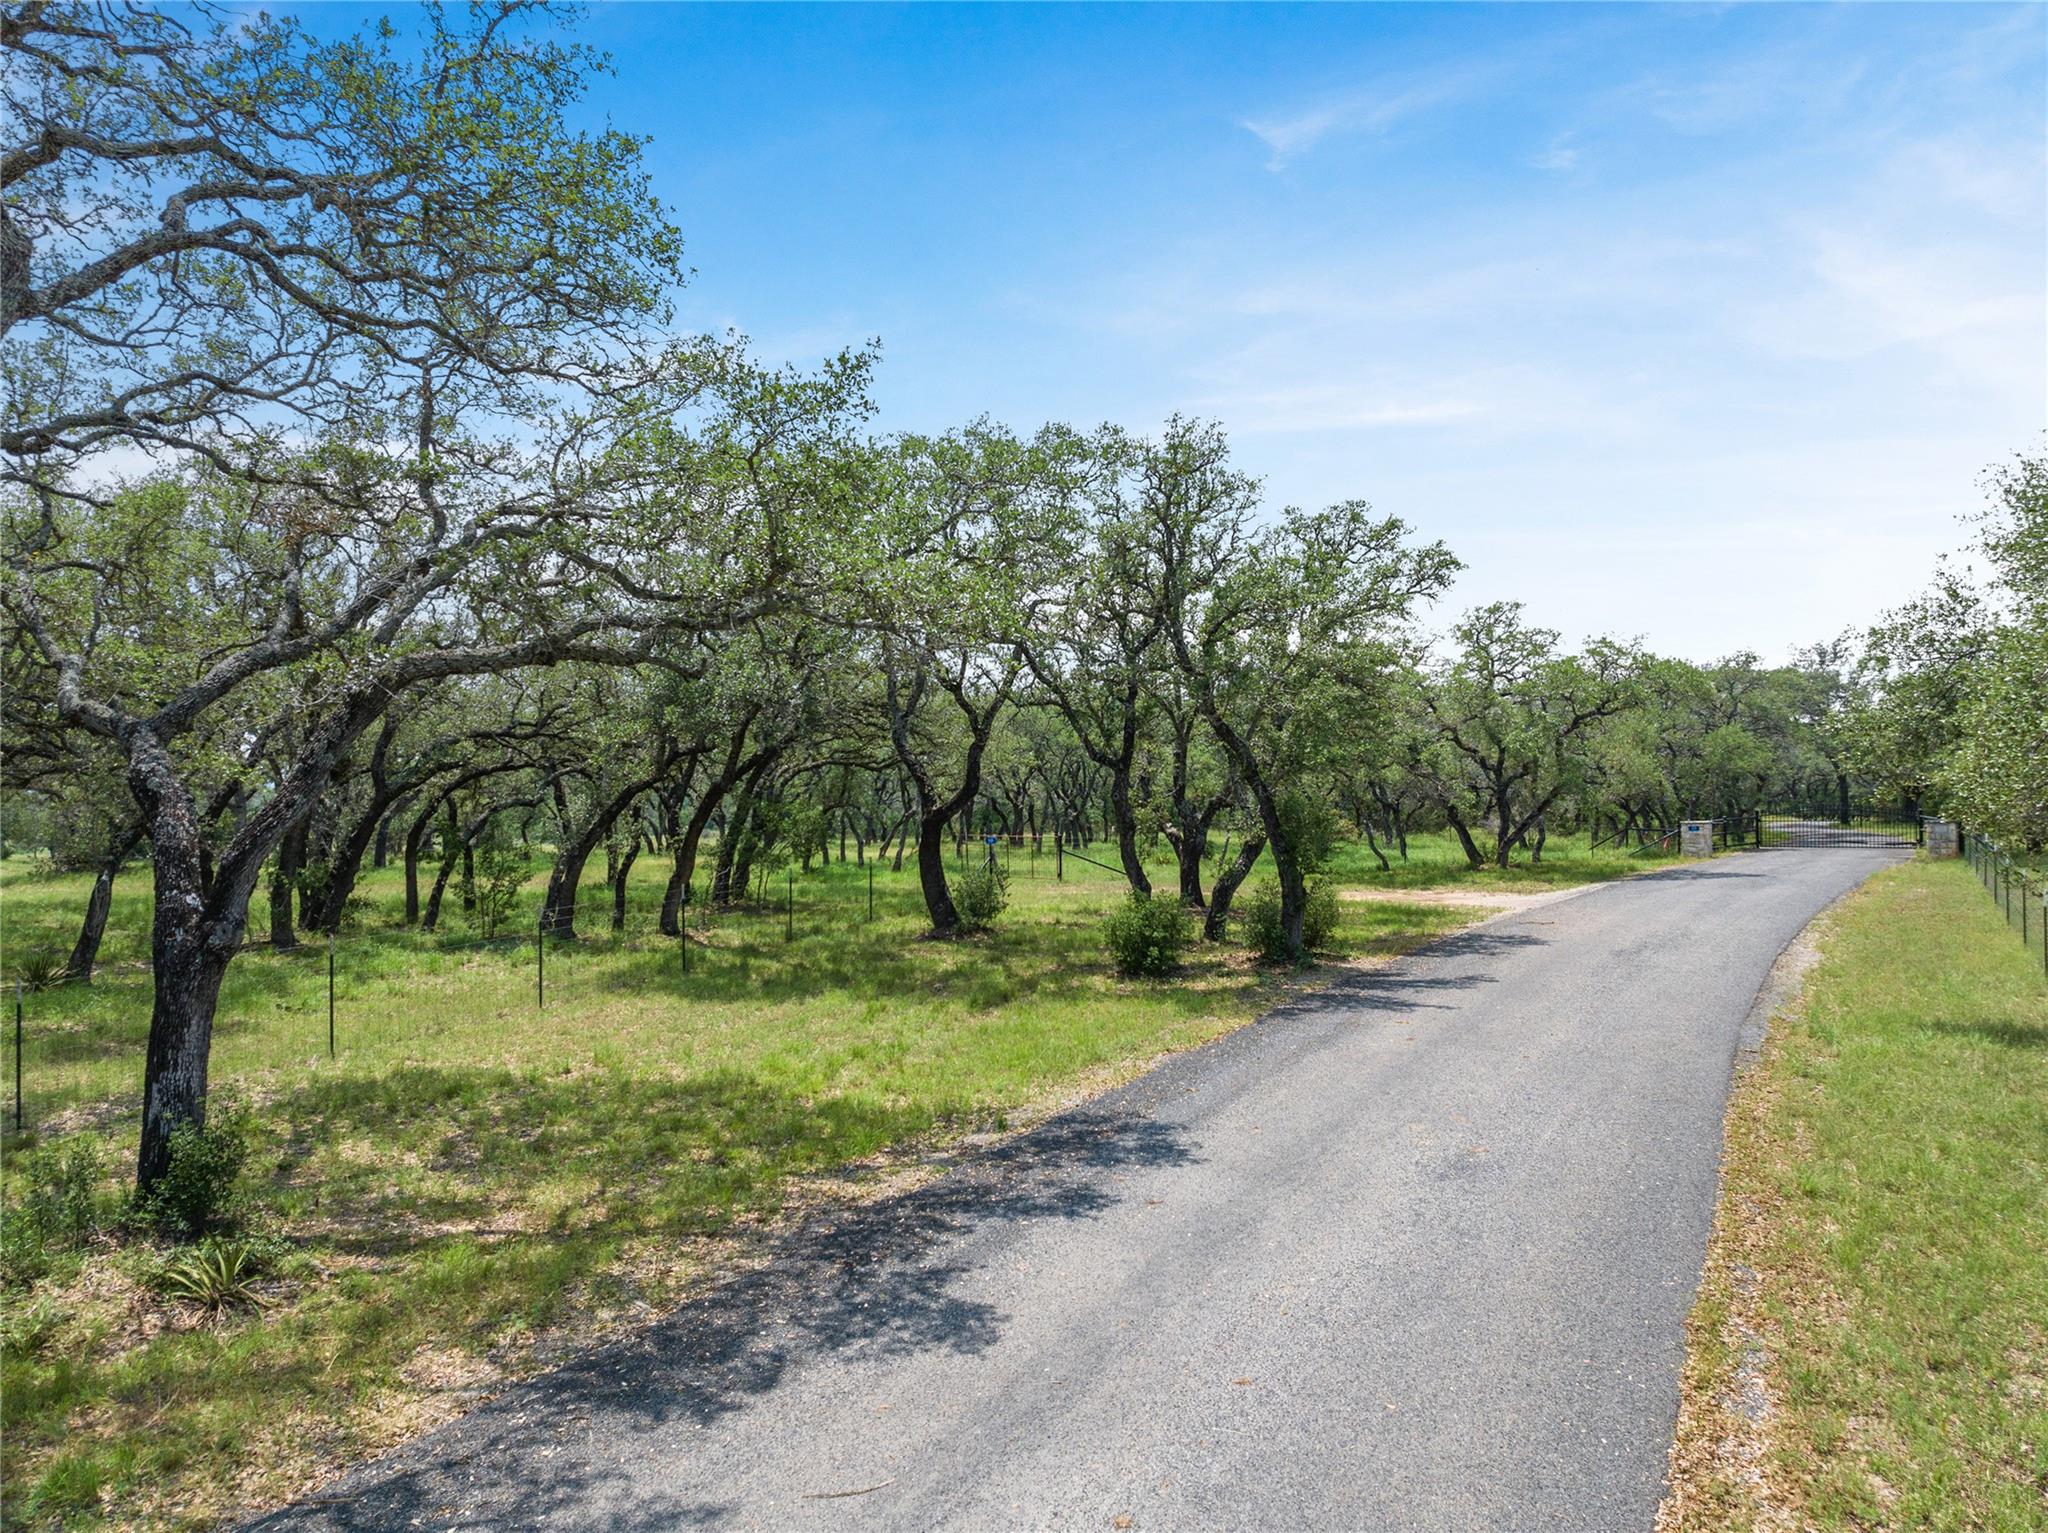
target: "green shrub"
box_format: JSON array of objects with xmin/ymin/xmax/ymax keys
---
[
  {"xmin": 462, "ymin": 835, "xmax": 529, "ymax": 940},
  {"xmin": 1240, "ymin": 878, "xmax": 1340, "ymax": 963},
  {"xmin": 1104, "ymin": 893, "xmax": 1192, "ymax": 977},
  {"xmin": 0, "ymin": 1138, "xmax": 109, "ymax": 1286},
  {"xmin": 952, "ymin": 861, "xmax": 1010, "ymax": 932},
  {"xmin": 1301, "ymin": 880, "xmax": 1339, "ymax": 950},
  {"xmin": 1276, "ymin": 792, "xmax": 1342, "ymax": 875},
  {"xmin": 132, "ymin": 1109, "xmax": 249, "ymax": 1240}
]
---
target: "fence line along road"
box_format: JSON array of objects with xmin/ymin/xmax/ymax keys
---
[{"xmin": 1963, "ymin": 828, "xmax": 2048, "ymax": 979}]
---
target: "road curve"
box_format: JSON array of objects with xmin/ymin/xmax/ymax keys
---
[{"xmin": 250, "ymin": 848, "xmax": 1900, "ymax": 1533}]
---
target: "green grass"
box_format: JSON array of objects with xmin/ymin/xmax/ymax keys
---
[
  {"xmin": 1317, "ymin": 829, "xmax": 1678, "ymax": 889},
  {"xmin": 0, "ymin": 830, "xmax": 1655, "ymax": 1531},
  {"xmin": 1665, "ymin": 858, "xmax": 2048, "ymax": 1531}
]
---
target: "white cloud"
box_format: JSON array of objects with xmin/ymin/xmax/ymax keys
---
[
  {"xmin": 1730, "ymin": 128, "xmax": 2044, "ymax": 398},
  {"xmin": 1630, "ymin": 46, "xmax": 1871, "ymax": 135},
  {"xmin": 1237, "ymin": 63, "xmax": 1501, "ymax": 169}
]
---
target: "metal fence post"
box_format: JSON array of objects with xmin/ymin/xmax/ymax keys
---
[
  {"xmin": 786, "ymin": 869, "xmax": 794, "ymax": 942},
  {"xmin": 536, "ymin": 926, "xmax": 545, "ymax": 1010},
  {"xmin": 867, "ymin": 864, "xmax": 874, "ymax": 922},
  {"xmin": 327, "ymin": 931, "xmax": 336, "ymax": 1060},
  {"xmin": 13, "ymin": 980, "xmax": 22, "ymax": 1133}
]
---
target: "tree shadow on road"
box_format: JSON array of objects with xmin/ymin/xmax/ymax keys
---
[
  {"xmin": 1306, "ymin": 929, "xmax": 1549, "ymax": 1016},
  {"xmin": 244, "ymin": 1105, "xmax": 1199, "ymax": 1532},
  {"xmin": 1636, "ymin": 864, "xmax": 1774, "ymax": 881}
]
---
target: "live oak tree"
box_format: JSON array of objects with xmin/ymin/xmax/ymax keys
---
[
  {"xmin": 1142, "ymin": 418, "xmax": 1458, "ymax": 961},
  {"xmin": 534, "ymin": 668, "xmax": 683, "ymax": 941},
  {"xmin": 1020, "ymin": 429, "xmax": 1164, "ymax": 896},
  {"xmin": 1421, "ymin": 603, "xmax": 1642, "ymax": 869},
  {"xmin": 872, "ymin": 423, "xmax": 1083, "ymax": 937},
  {"xmin": 2, "ymin": 0, "xmax": 683, "ymax": 480},
  {"xmin": 1144, "ymin": 670, "xmax": 1240, "ymax": 907}
]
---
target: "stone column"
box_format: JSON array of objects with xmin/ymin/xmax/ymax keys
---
[
  {"xmin": 1681, "ymin": 819, "xmax": 1714, "ymax": 858},
  {"xmin": 1924, "ymin": 819, "xmax": 1960, "ymax": 859}
]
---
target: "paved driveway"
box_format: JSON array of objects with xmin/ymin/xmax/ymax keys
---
[{"xmin": 251, "ymin": 849, "xmax": 1899, "ymax": 1533}]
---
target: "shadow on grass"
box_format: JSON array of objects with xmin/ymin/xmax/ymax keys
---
[
  {"xmin": 1920, "ymin": 1017, "xmax": 2048, "ymax": 1050},
  {"xmin": 265, "ymin": 1066, "xmax": 937, "ymax": 1258},
  {"xmin": 528, "ymin": 916, "xmax": 1145, "ymax": 1015},
  {"xmin": 245, "ymin": 1103, "xmax": 1198, "ymax": 1532}
]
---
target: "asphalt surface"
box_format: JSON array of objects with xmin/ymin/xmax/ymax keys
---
[{"xmin": 250, "ymin": 848, "xmax": 1900, "ymax": 1533}]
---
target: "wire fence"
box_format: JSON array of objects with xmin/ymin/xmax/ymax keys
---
[
  {"xmin": 1961, "ymin": 829, "xmax": 2048, "ymax": 980},
  {"xmin": 1957, "ymin": 826, "xmax": 2039, "ymax": 982},
  {"xmin": 0, "ymin": 838, "xmax": 1168, "ymax": 1135}
]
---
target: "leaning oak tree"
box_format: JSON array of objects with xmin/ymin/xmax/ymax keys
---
[
  {"xmin": 871, "ymin": 422, "xmax": 1084, "ymax": 936},
  {"xmin": 1019, "ymin": 428, "xmax": 1165, "ymax": 896}
]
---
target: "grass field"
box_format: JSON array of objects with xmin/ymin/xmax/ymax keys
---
[
  {"xmin": 1662, "ymin": 857, "xmax": 2048, "ymax": 1532},
  {"xmin": 0, "ymin": 831, "xmax": 1666, "ymax": 1530}
]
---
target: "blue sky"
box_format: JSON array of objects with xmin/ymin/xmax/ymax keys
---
[{"xmin": 329, "ymin": 2, "xmax": 2045, "ymax": 660}]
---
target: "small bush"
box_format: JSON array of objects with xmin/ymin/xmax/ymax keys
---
[
  {"xmin": 1276, "ymin": 792, "xmax": 1342, "ymax": 876},
  {"xmin": 463, "ymin": 838, "xmax": 528, "ymax": 940},
  {"xmin": 1301, "ymin": 880, "xmax": 1339, "ymax": 949},
  {"xmin": 952, "ymin": 860, "xmax": 1010, "ymax": 932},
  {"xmin": 1240, "ymin": 878, "xmax": 1340, "ymax": 963},
  {"xmin": 1105, "ymin": 894, "xmax": 1192, "ymax": 977},
  {"xmin": 333, "ymin": 892, "xmax": 375, "ymax": 933},
  {"xmin": 0, "ymin": 1138, "xmax": 109, "ymax": 1286},
  {"xmin": 147, "ymin": 1236, "xmax": 274, "ymax": 1314},
  {"xmin": 132, "ymin": 1109, "xmax": 249, "ymax": 1240}
]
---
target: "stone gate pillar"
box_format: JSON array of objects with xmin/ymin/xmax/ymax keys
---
[
  {"xmin": 1681, "ymin": 819, "xmax": 1715, "ymax": 857},
  {"xmin": 1924, "ymin": 819, "xmax": 1959, "ymax": 858}
]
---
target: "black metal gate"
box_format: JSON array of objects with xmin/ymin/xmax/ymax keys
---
[{"xmin": 1757, "ymin": 806, "xmax": 1923, "ymax": 848}]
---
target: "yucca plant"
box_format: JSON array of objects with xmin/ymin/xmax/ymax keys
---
[
  {"xmin": 150, "ymin": 1239, "xmax": 272, "ymax": 1315},
  {"xmin": 10, "ymin": 948, "xmax": 68, "ymax": 992}
]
